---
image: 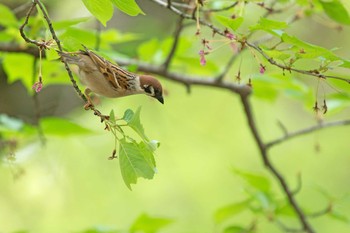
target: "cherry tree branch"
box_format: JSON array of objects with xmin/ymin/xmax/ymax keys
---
[
  {"xmin": 150, "ymin": 0, "xmax": 350, "ymax": 85},
  {"xmin": 266, "ymin": 119, "xmax": 350, "ymax": 149},
  {"xmin": 240, "ymin": 95, "xmax": 315, "ymax": 233},
  {"xmin": 163, "ymin": 16, "xmax": 184, "ymax": 70}
]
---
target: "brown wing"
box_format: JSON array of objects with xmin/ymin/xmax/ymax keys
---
[{"xmin": 82, "ymin": 46, "xmax": 137, "ymax": 90}]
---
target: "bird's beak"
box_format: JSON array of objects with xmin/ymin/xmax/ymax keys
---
[{"xmin": 157, "ymin": 96, "xmax": 164, "ymax": 104}]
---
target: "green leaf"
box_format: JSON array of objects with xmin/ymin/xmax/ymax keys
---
[
  {"xmin": 111, "ymin": 0, "xmax": 145, "ymax": 16},
  {"xmin": 280, "ymin": 33, "xmax": 350, "ymax": 68},
  {"xmin": 40, "ymin": 117, "xmax": 92, "ymax": 136},
  {"xmin": 82, "ymin": 0, "xmax": 113, "ymax": 26},
  {"xmin": 250, "ymin": 18, "xmax": 287, "ymax": 37},
  {"xmin": 53, "ymin": 17, "xmax": 91, "ymax": 30},
  {"xmin": 261, "ymin": 45, "xmax": 291, "ymax": 61},
  {"xmin": 215, "ymin": 199, "xmax": 251, "ymax": 223},
  {"xmin": 137, "ymin": 38, "xmax": 160, "ymax": 62},
  {"xmin": 215, "ymin": 15, "xmax": 244, "ymax": 31},
  {"xmin": 119, "ymin": 139, "xmax": 156, "ymax": 190},
  {"xmin": 223, "ymin": 226, "xmax": 248, "ymax": 233},
  {"xmin": 0, "ymin": 3, "xmax": 17, "ymax": 27},
  {"xmin": 60, "ymin": 27, "xmax": 96, "ymax": 50},
  {"xmin": 233, "ymin": 169, "xmax": 271, "ymax": 192},
  {"xmin": 320, "ymin": 0, "xmax": 350, "ymax": 25},
  {"xmin": 130, "ymin": 213, "xmax": 172, "ymax": 233},
  {"xmin": 123, "ymin": 107, "xmax": 149, "ymax": 142},
  {"xmin": 3, "ymin": 53, "xmax": 34, "ymax": 92}
]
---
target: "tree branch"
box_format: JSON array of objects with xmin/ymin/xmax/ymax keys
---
[
  {"xmin": 115, "ymin": 57, "xmax": 251, "ymax": 96},
  {"xmin": 240, "ymin": 95, "xmax": 315, "ymax": 233},
  {"xmin": 266, "ymin": 119, "xmax": 350, "ymax": 149},
  {"xmin": 150, "ymin": 0, "xmax": 350, "ymax": 85},
  {"xmin": 163, "ymin": 16, "xmax": 184, "ymax": 70}
]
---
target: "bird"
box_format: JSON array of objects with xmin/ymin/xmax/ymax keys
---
[{"xmin": 57, "ymin": 46, "xmax": 164, "ymax": 109}]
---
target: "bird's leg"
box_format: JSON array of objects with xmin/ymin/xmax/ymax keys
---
[{"xmin": 84, "ymin": 88, "xmax": 94, "ymax": 110}]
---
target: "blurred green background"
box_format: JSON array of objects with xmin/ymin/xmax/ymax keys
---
[{"xmin": 1, "ymin": 0, "xmax": 350, "ymax": 233}]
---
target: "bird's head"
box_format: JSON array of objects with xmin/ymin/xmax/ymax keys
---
[{"xmin": 139, "ymin": 75, "xmax": 164, "ymax": 104}]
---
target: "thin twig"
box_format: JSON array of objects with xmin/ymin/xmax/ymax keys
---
[
  {"xmin": 32, "ymin": 58, "xmax": 46, "ymax": 145},
  {"xmin": 215, "ymin": 54, "xmax": 238, "ymax": 82},
  {"xmin": 240, "ymin": 95, "xmax": 315, "ymax": 233},
  {"xmin": 163, "ymin": 16, "xmax": 184, "ymax": 70},
  {"xmin": 266, "ymin": 119, "xmax": 350, "ymax": 149},
  {"xmin": 308, "ymin": 204, "xmax": 332, "ymax": 218},
  {"xmin": 292, "ymin": 172, "xmax": 302, "ymax": 196},
  {"xmin": 19, "ymin": 2, "xmax": 39, "ymax": 45}
]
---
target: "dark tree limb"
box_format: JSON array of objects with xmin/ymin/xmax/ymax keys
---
[
  {"xmin": 239, "ymin": 95, "xmax": 315, "ymax": 233},
  {"xmin": 163, "ymin": 16, "xmax": 184, "ymax": 70},
  {"xmin": 266, "ymin": 120, "xmax": 350, "ymax": 149}
]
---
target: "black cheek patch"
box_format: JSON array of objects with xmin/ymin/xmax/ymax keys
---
[{"xmin": 144, "ymin": 86, "xmax": 152, "ymax": 94}]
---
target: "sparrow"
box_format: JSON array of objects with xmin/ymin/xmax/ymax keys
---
[{"xmin": 58, "ymin": 46, "xmax": 164, "ymax": 109}]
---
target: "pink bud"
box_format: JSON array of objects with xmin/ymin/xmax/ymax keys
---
[
  {"xmin": 259, "ymin": 64, "xmax": 266, "ymax": 74},
  {"xmin": 32, "ymin": 81, "xmax": 43, "ymax": 93},
  {"xmin": 225, "ymin": 32, "xmax": 235, "ymax": 40},
  {"xmin": 199, "ymin": 50, "xmax": 206, "ymax": 66}
]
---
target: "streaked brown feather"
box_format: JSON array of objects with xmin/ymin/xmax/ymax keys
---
[{"xmin": 80, "ymin": 46, "xmax": 137, "ymax": 90}]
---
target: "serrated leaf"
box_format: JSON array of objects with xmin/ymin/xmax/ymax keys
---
[
  {"xmin": 250, "ymin": 18, "xmax": 287, "ymax": 37},
  {"xmin": 233, "ymin": 169, "xmax": 271, "ymax": 192},
  {"xmin": 251, "ymin": 18, "xmax": 287, "ymax": 30},
  {"xmin": 123, "ymin": 107, "xmax": 149, "ymax": 142},
  {"xmin": 111, "ymin": 0, "xmax": 145, "ymax": 16},
  {"xmin": 82, "ymin": 0, "xmax": 113, "ymax": 26},
  {"xmin": 215, "ymin": 199, "xmax": 251, "ymax": 223},
  {"xmin": 40, "ymin": 117, "xmax": 92, "ymax": 136},
  {"xmin": 3, "ymin": 53, "xmax": 34, "ymax": 92},
  {"xmin": 320, "ymin": 0, "xmax": 350, "ymax": 25},
  {"xmin": 281, "ymin": 33, "xmax": 350, "ymax": 67},
  {"xmin": 119, "ymin": 139, "xmax": 156, "ymax": 190},
  {"xmin": 215, "ymin": 15, "xmax": 243, "ymax": 31},
  {"xmin": 130, "ymin": 213, "xmax": 172, "ymax": 233},
  {"xmin": 0, "ymin": 3, "xmax": 17, "ymax": 27}
]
